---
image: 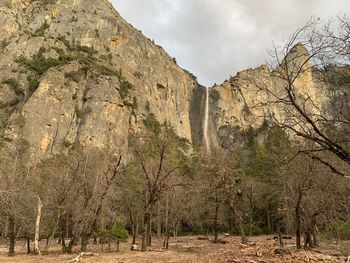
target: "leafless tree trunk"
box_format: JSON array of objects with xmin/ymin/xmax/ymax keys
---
[
  {"xmin": 141, "ymin": 210, "xmax": 151, "ymax": 252},
  {"xmin": 157, "ymin": 202, "xmax": 161, "ymax": 238},
  {"xmin": 33, "ymin": 196, "xmax": 43, "ymax": 255},
  {"xmin": 213, "ymin": 190, "xmax": 221, "ymax": 243},
  {"xmin": 8, "ymin": 215, "xmax": 15, "ymax": 256},
  {"xmin": 295, "ymin": 187, "xmax": 303, "ymax": 249},
  {"xmin": 163, "ymin": 194, "xmax": 169, "ymax": 250}
]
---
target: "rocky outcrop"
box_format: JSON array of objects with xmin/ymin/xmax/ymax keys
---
[
  {"xmin": 0, "ymin": 0, "xmax": 198, "ymax": 159},
  {"xmin": 209, "ymin": 44, "xmax": 326, "ymax": 148}
]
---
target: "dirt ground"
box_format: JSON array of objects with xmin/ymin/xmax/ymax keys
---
[{"xmin": 0, "ymin": 235, "xmax": 349, "ymax": 263}]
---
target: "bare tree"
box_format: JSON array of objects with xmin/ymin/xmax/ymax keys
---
[
  {"xmin": 247, "ymin": 17, "xmax": 350, "ymax": 176},
  {"xmin": 129, "ymin": 115, "xmax": 192, "ymax": 252}
]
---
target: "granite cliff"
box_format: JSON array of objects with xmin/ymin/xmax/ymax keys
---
[
  {"xmin": 0, "ymin": 0, "xmax": 327, "ymax": 159},
  {"xmin": 0, "ymin": 0, "xmax": 199, "ymax": 159}
]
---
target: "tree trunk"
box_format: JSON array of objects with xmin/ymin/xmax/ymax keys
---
[
  {"xmin": 278, "ymin": 231, "xmax": 284, "ymax": 248},
  {"xmin": 163, "ymin": 194, "xmax": 169, "ymax": 249},
  {"xmin": 214, "ymin": 196, "xmax": 220, "ymax": 242},
  {"xmin": 132, "ymin": 222, "xmax": 137, "ymax": 244},
  {"xmin": 147, "ymin": 216, "xmax": 152, "ymax": 247},
  {"xmin": 236, "ymin": 213, "xmax": 248, "ymax": 245},
  {"xmin": 107, "ymin": 239, "xmax": 111, "ymax": 253},
  {"xmin": 59, "ymin": 216, "xmax": 67, "ymax": 253},
  {"xmin": 266, "ymin": 209, "xmax": 272, "ymax": 233},
  {"xmin": 312, "ymin": 225, "xmax": 318, "ymax": 247},
  {"xmin": 61, "ymin": 236, "xmax": 66, "ymax": 253},
  {"xmin": 295, "ymin": 188, "xmax": 303, "ymax": 249},
  {"xmin": 45, "ymin": 236, "xmax": 50, "ymax": 252},
  {"xmin": 239, "ymin": 220, "xmax": 248, "ymax": 245},
  {"xmin": 27, "ymin": 237, "xmax": 31, "ymax": 254},
  {"xmin": 8, "ymin": 216, "xmax": 15, "ymax": 256},
  {"xmin": 117, "ymin": 240, "xmax": 120, "ymax": 252},
  {"xmin": 66, "ymin": 236, "xmax": 75, "ymax": 254},
  {"xmin": 157, "ymin": 202, "xmax": 161, "ymax": 239},
  {"xmin": 33, "ymin": 196, "xmax": 43, "ymax": 255},
  {"xmin": 248, "ymin": 185, "xmax": 254, "ymax": 237},
  {"xmin": 141, "ymin": 211, "xmax": 151, "ymax": 252},
  {"xmin": 3, "ymin": 216, "xmax": 8, "ymax": 238},
  {"xmin": 304, "ymin": 231, "xmax": 313, "ymax": 249},
  {"xmin": 80, "ymin": 234, "xmax": 89, "ymax": 252},
  {"xmin": 311, "ymin": 215, "xmax": 318, "ymax": 247}
]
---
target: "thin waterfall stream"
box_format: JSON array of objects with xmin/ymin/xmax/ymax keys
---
[{"xmin": 203, "ymin": 86, "xmax": 210, "ymax": 153}]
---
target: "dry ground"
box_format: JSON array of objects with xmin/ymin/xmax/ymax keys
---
[{"xmin": 0, "ymin": 235, "xmax": 349, "ymax": 263}]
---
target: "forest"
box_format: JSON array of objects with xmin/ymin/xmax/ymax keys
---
[{"xmin": 0, "ymin": 12, "xmax": 349, "ymax": 263}]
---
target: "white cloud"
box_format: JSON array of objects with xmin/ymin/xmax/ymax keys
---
[{"xmin": 110, "ymin": 0, "xmax": 350, "ymax": 86}]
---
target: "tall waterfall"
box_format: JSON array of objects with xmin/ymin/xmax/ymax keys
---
[{"xmin": 203, "ymin": 87, "xmax": 210, "ymax": 153}]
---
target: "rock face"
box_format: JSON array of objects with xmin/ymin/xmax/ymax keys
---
[
  {"xmin": 209, "ymin": 43, "xmax": 325, "ymax": 148},
  {"xmin": 0, "ymin": 0, "xmax": 328, "ymax": 159},
  {"xmin": 0, "ymin": 0, "xmax": 198, "ymax": 159}
]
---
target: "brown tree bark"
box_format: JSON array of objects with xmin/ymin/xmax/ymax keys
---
[
  {"xmin": 295, "ymin": 188, "xmax": 303, "ymax": 249},
  {"xmin": 213, "ymin": 191, "xmax": 220, "ymax": 243},
  {"xmin": 141, "ymin": 211, "xmax": 151, "ymax": 252},
  {"xmin": 163, "ymin": 194, "xmax": 169, "ymax": 250},
  {"xmin": 8, "ymin": 216, "xmax": 15, "ymax": 256},
  {"xmin": 27, "ymin": 237, "xmax": 31, "ymax": 254},
  {"xmin": 80, "ymin": 234, "xmax": 89, "ymax": 252}
]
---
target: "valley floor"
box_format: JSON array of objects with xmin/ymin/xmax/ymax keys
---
[{"xmin": 0, "ymin": 235, "xmax": 349, "ymax": 263}]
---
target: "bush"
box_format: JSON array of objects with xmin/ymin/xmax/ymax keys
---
[
  {"xmin": 331, "ymin": 220, "xmax": 350, "ymax": 240},
  {"xmin": 28, "ymin": 77, "xmax": 40, "ymax": 93},
  {"xmin": 143, "ymin": 113, "xmax": 161, "ymax": 134},
  {"xmin": 17, "ymin": 49, "xmax": 64, "ymax": 75}
]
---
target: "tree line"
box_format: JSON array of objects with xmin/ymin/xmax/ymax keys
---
[{"xmin": 0, "ymin": 16, "xmax": 349, "ymax": 257}]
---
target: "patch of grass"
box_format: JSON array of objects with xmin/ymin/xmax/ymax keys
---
[{"xmin": 28, "ymin": 77, "xmax": 40, "ymax": 93}]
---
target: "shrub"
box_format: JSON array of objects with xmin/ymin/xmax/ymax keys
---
[
  {"xmin": 143, "ymin": 113, "xmax": 161, "ymax": 134},
  {"xmin": 28, "ymin": 77, "xmax": 40, "ymax": 93},
  {"xmin": 331, "ymin": 220, "xmax": 350, "ymax": 240}
]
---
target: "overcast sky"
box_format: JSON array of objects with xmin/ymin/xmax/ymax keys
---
[{"xmin": 110, "ymin": 0, "xmax": 350, "ymax": 86}]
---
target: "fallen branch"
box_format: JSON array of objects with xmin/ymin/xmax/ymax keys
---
[{"xmin": 67, "ymin": 252, "xmax": 97, "ymax": 263}]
